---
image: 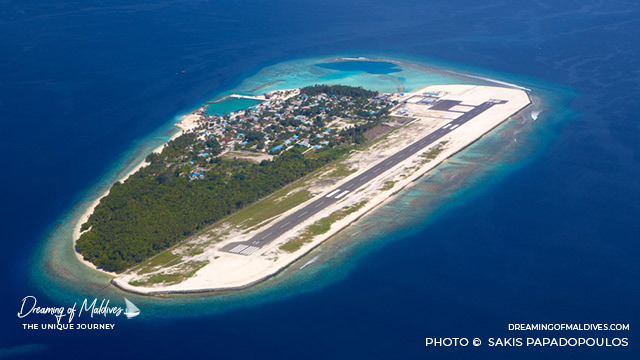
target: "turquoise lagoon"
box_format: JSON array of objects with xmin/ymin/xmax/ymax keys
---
[
  {"xmin": 205, "ymin": 97, "xmax": 263, "ymax": 116},
  {"xmin": 34, "ymin": 55, "xmax": 570, "ymax": 317}
]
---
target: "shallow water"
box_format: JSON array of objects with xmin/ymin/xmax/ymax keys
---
[
  {"xmin": 205, "ymin": 97, "xmax": 263, "ymax": 115},
  {"xmin": 2, "ymin": 0, "xmax": 638, "ymax": 359},
  {"xmin": 34, "ymin": 55, "xmax": 489, "ymax": 309}
]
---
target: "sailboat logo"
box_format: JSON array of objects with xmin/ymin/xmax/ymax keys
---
[{"xmin": 123, "ymin": 298, "xmax": 140, "ymax": 319}]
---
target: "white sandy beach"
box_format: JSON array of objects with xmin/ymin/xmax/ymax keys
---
[
  {"xmin": 110, "ymin": 84, "xmax": 531, "ymax": 294},
  {"xmin": 71, "ymin": 113, "xmax": 203, "ymax": 275}
]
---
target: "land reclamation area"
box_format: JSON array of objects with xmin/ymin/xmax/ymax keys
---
[
  {"xmin": 75, "ymin": 85, "xmax": 394, "ymax": 273},
  {"xmin": 98, "ymin": 83, "xmax": 531, "ymax": 294}
]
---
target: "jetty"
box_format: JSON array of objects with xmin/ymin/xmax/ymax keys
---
[{"xmin": 207, "ymin": 94, "xmax": 266, "ymax": 104}]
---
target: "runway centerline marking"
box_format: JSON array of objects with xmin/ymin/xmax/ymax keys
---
[{"xmin": 220, "ymin": 100, "xmax": 503, "ymax": 255}]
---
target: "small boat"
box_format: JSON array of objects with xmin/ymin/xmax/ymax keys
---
[
  {"xmin": 300, "ymin": 255, "xmax": 319, "ymax": 270},
  {"xmin": 124, "ymin": 298, "xmax": 140, "ymax": 319}
]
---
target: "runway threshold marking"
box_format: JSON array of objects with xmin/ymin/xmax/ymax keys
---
[
  {"xmin": 221, "ymin": 100, "xmax": 503, "ymax": 255},
  {"xmin": 230, "ymin": 245, "xmax": 247, "ymax": 253},
  {"xmin": 240, "ymin": 246, "xmax": 259, "ymax": 255},
  {"xmin": 335, "ymin": 190, "xmax": 350, "ymax": 199}
]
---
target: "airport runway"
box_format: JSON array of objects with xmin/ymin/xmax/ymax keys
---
[{"xmin": 221, "ymin": 99, "xmax": 505, "ymax": 255}]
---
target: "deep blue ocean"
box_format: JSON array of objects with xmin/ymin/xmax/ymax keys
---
[{"xmin": 1, "ymin": 0, "xmax": 639, "ymax": 359}]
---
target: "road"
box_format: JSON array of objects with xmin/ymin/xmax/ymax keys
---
[{"xmin": 221, "ymin": 100, "xmax": 505, "ymax": 255}]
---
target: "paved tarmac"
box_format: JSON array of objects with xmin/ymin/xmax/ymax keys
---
[{"xmin": 221, "ymin": 100, "xmax": 504, "ymax": 255}]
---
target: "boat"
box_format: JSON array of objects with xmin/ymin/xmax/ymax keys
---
[
  {"xmin": 300, "ymin": 255, "xmax": 319, "ymax": 270},
  {"xmin": 123, "ymin": 298, "xmax": 140, "ymax": 319}
]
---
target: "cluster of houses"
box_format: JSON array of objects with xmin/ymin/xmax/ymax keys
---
[
  {"xmin": 180, "ymin": 89, "xmax": 395, "ymax": 180},
  {"xmin": 205, "ymin": 90, "xmax": 391, "ymax": 152}
]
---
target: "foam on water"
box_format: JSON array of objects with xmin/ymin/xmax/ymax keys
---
[{"xmin": 34, "ymin": 54, "xmax": 567, "ymax": 317}]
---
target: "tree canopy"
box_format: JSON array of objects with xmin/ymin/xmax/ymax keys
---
[
  {"xmin": 300, "ymin": 84, "xmax": 378, "ymax": 99},
  {"xmin": 76, "ymin": 84, "xmax": 389, "ymax": 273},
  {"xmin": 77, "ymin": 144, "xmax": 348, "ymax": 272}
]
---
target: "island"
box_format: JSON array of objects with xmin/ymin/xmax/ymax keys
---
[{"xmin": 74, "ymin": 82, "xmax": 531, "ymax": 294}]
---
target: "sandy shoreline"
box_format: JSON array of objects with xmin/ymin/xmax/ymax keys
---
[
  {"xmin": 59, "ymin": 55, "xmax": 539, "ymax": 298},
  {"xmin": 71, "ymin": 114, "xmax": 200, "ymax": 276},
  {"xmin": 111, "ymin": 84, "xmax": 532, "ymax": 295}
]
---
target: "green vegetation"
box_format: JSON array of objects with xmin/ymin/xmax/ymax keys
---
[
  {"xmin": 77, "ymin": 85, "xmax": 391, "ymax": 273},
  {"xmin": 324, "ymin": 163, "xmax": 356, "ymax": 178},
  {"xmin": 300, "ymin": 84, "xmax": 377, "ymax": 99},
  {"xmin": 77, "ymin": 147, "xmax": 348, "ymax": 272},
  {"xmin": 211, "ymin": 84, "xmax": 391, "ymax": 154},
  {"xmin": 129, "ymin": 153, "xmax": 360, "ymax": 276},
  {"xmin": 380, "ymin": 180, "xmax": 397, "ymax": 191},
  {"xmin": 279, "ymin": 201, "xmax": 367, "ymax": 253},
  {"xmin": 420, "ymin": 141, "xmax": 448, "ymax": 162},
  {"xmin": 129, "ymin": 261, "xmax": 209, "ymax": 286},
  {"xmin": 135, "ymin": 251, "xmax": 182, "ymax": 275},
  {"xmin": 231, "ymin": 189, "xmax": 312, "ymax": 230}
]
